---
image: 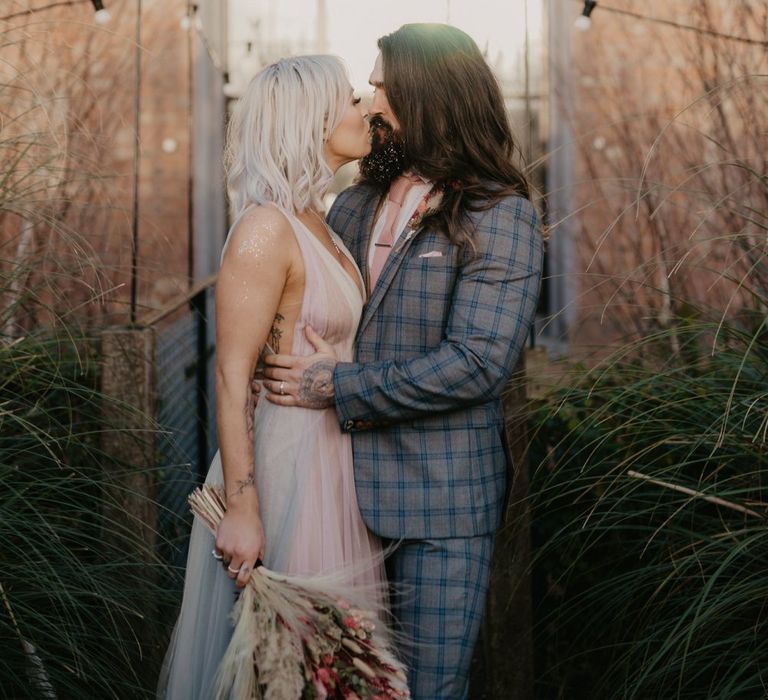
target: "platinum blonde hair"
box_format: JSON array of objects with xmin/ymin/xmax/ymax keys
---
[{"xmin": 226, "ymin": 55, "xmax": 351, "ymax": 216}]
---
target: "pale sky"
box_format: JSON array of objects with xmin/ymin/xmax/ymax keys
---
[{"xmin": 228, "ymin": 0, "xmax": 543, "ymax": 95}]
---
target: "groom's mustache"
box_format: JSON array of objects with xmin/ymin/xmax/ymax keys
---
[{"xmin": 368, "ymin": 115, "xmax": 399, "ymax": 149}]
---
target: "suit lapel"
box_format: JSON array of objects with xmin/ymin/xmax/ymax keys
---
[
  {"xmin": 358, "ymin": 198, "xmax": 380, "ymax": 294},
  {"xmin": 357, "ymin": 225, "xmax": 425, "ymax": 338}
]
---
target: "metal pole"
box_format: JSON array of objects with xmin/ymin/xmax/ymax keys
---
[
  {"xmin": 130, "ymin": 0, "xmax": 142, "ymax": 324},
  {"xmin": 524, "ymin": 0, "xmax": 537, "ymax": 350},
  {"xmin": 523, "ymin": 0, "xmax": 533, "ymax": 162},
  {"xmin": 192, "ymin": 289, "xmax": 210, "ymax": 480},
  {"xmin": 186, "ymin": 0, "xmax": 195, "ymax": 286}
]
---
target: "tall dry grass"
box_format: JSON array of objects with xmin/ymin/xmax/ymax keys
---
[{"xmin": 526, "ymin": 3, "xmax": 767, "ymax": 697}]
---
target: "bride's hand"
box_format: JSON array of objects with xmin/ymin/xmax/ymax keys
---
[
  {"xmin": 262, "ymin": 325, "xmax": 338, "ymax": 409},
  {"xmin": 214, "ymin": 506, "xmax": 265, "ymax": 588}
]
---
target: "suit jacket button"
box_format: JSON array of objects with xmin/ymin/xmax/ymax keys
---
[{"xmin": 354, "ymin": 420, "xmax": 364, "ymax": 429}]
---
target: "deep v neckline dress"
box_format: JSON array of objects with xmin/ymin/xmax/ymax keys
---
[{"xmin": 158, "ymin": 205, "xmax": 382, "ymax": 700}]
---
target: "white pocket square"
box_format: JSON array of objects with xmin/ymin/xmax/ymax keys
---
[{"xmin": 418, "ymin": 250, "xmax": 443, "ymax": 258}]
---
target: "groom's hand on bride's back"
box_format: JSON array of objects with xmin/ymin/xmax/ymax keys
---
[{"xmin": 262, "ymin": 325, "xmax": 338, "ymax": 409}]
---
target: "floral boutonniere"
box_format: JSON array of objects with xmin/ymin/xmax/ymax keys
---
[
  {"xmin": 405, "ymin": 183, "xmax": 444, "ymax": 233},
  {"xmin": 395, "ymin": 180, "xmax": 461, "ymax": 251},
  {"xmin": 404, "ymin": 179, "xmax": 462, "ymax": 233},
  {"xmin": 393, "ymin": 180, "xmax": 463, "ymax": 253}
]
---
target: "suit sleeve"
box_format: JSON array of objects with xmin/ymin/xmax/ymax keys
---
[{"xmin": 333, "ymin": 196, "xmax": 544, "ymax": 431}]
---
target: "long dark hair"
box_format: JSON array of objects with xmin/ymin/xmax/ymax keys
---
[{"xmin": 375, "ymin": 23, "xmax": 530, "ymax": 246}]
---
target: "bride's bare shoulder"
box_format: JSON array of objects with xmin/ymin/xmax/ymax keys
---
[{"xmin": 222, "ymin": 204, "xmax": 298, "ymax": 268}]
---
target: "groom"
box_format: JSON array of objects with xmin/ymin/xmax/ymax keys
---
[{"xmin": 263, "ymin": 23, "xmax": 544, "ymax": 699}]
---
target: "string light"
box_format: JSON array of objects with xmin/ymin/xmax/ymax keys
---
[
  {"xmin": 1, "ymin": 2, "xmax": 80, "ymax": 22},
  {"xmin": 181, "ymin": 3, "xmax": 224, "ymax": 73},
  {"xmin": 572, "ymin": 0, "xmax": 767, "ymax": 47},
  {"xmin": 180, "ymin": 1, "xmax": 195, "ymax": 30},
  {"xmin": 574, "ymin": 1, "xmax": 597, "ymax": 31},
  {"xmin": 91, "ymin": 0, "xmax": 111, "ymax": 24}
]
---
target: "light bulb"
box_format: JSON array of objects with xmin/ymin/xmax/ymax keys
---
[
  {"xmin": 94, "ymin": 8, "xmax": 111, "ymax": 24},
  {"xmin": 574, "ymin": 15, "xmax": 592, "ymax": 31},
  {"xmin": 223, "ymin": 83, "xmax": 240, "ymax": 98}
]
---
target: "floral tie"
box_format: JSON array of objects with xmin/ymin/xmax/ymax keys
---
[{"xmin": 369, "ymin": 173, "xmax": 422, "ymax": 290}]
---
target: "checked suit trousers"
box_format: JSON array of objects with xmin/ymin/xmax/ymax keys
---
[{"xmin": 385, "ymin": 535, "xmax": 495, "ymax": 699}]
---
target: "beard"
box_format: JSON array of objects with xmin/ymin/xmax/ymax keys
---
[{"xmin": 358, "ymin": 116, "xmax": 410, "ymax": 188}]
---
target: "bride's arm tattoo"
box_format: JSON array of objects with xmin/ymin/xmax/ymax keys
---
[
  {"xmin": 231, "ymin": 380, "xmax": 257, "ymax": 499},
  {"xmin": 269, "ymin": 313, "xmax": 284, "ymax": 353},
  {"xmin": 229, "ymin": 470, "xmax": 255, "ymax": 498},
  {"xmin": 244, "ymin": 387, "xmax": 255, "ymax": 442},
  {"xmin": 297, "ymin": 360, "xmax": 337, "ymax": 409}
]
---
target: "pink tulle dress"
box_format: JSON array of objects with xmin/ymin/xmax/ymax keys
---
[{"xmin": 158, "ymin": 204, "xmax": 382, "ymax": 699}]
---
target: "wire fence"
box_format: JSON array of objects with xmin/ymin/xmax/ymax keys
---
[{"xmin": 149, "ymin": 279, "xmax": 218, "ymax": 569}]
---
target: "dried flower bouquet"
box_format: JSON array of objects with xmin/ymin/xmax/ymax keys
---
[{"xmin": 189, "ymin": 485, "xmax": 410, "ymax": 700}]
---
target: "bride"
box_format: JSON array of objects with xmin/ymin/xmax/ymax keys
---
[{"xmin": 158, "ymin": 55, "xmax": 380, "ymax": 699}]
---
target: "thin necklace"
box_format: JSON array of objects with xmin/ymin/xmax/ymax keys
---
[{"xmin": 309, "ymin": 210, "xmax": 341, "ymax": 256}]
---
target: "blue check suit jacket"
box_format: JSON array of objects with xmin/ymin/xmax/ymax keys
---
[{"xmin": 328, "ymin": 183, "xmax": 544, "ymax": 540}]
